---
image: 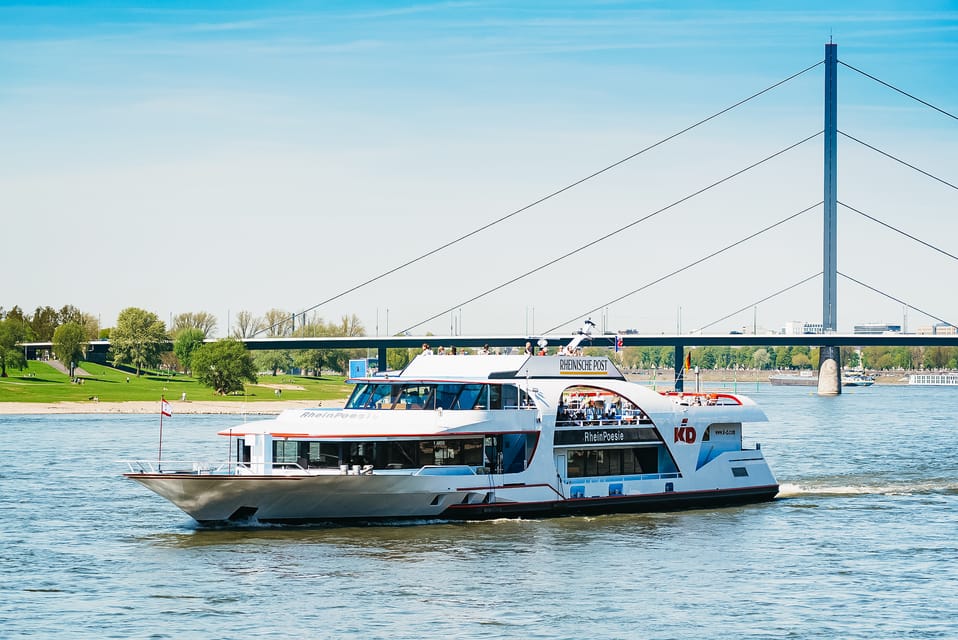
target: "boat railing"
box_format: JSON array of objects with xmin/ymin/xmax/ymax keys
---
[
  {"xmin": 660, "ymin": 391, "xmax": 743, "ymax": 406},
  {"xmin": 555, "ymin": 416, "xmax": 652, "ymax": 428},
  {"xmin": 565, "ymin": 471, "xmax": 681, "ymax": 485},
  {"xmin": 123, "ymin": 460, "xmax": 265, "ymax": 475},
  {"xmin": 413, "ymin": 465, "xmax": 477, "ymax": 476}
]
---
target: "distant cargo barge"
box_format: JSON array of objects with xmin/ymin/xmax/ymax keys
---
[{"xmin": 769, "ymin": 371, "xmax": 817, "ymax": 386}]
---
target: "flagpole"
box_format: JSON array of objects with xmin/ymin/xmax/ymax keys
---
[{"xmin": 158, "ymin": 395, "xmax": 165, "ymax": 471}]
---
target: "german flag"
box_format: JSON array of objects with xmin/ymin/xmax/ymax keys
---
[{"xmin": 684, "ymin": 352, "xmax": 691, "ymax": 371}]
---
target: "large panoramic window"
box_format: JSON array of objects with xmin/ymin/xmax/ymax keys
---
[{"xmin": 346, "ymin": 382, "xmax": 532, "ymax": 411}]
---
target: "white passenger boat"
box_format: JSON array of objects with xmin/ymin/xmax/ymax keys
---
[
  {"xmin": 841, "ymin": 373, "xmax": 875, "ymax": 387},
  {"xmin": 908, "ymin": 372, "xmax": 958, "ymax": 386},
  {"xmin": 125, "ymin": 332, "xmax": 779, "ymax": 525}
]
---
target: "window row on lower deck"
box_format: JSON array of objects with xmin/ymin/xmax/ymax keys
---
[
  {"xmin": 252, "ymin": 433, "xmax": 538, "ymax": 474},
  {"xmin": 563, "ymin": 445, "xmax": 678, "ymax": 478}
]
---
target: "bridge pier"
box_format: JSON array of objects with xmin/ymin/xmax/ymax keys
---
[
  {"xmin": 378, "ymin": 347, "xmax": 387, "ymax": 373},
  {"xmin": 674, "ymin": 345, "xmax": 685, "ymax": 392},
  {"xmin": 817, "ymin": 345, "xmax": 841, "ymax": 396}
]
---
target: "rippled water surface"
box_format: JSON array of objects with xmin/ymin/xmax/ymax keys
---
[{"xmin": 2, "ymin": 386, "xmax": 957, "ymax": 639}]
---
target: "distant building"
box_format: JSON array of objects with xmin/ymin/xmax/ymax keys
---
[
  {"xmin": 917, "ymin": 323, "xmax": 957, "ymax": 335},
  {"xmin": 853, "ymin": 323, "xmax": 902, "ymax": 335},
  {"xmin": 784, "ymin": 321, "xmax": 825, "ymax": 335}
]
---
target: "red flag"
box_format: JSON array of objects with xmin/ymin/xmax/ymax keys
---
[{"xmin": 161, "ymin": 399, "xmax": 172, "ymax": 417}]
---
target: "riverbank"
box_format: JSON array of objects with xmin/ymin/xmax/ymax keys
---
[{"xmin": 0, "ymin": 399, "xmax": 347, "ymax": 415}]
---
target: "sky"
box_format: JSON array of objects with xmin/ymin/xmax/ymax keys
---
[{"xmin": 2, "ymin": 1, "xmax": 956, "ymax": 338}]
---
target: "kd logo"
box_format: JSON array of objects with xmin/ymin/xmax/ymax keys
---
[{"xmin": 674, "ymin": 426, "xmax": 697, "ymax": 444}]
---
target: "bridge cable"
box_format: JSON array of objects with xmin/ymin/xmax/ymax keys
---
[
  {"xmin": 694, "ymin": 272, "xmax": 823, "ymax": 333},
  {"xmin": 399, "ymin": 132, "xmax": 823, "ymax": 334},
  {"xmin": 838, "ymin": 61, "xmax": 958, "ymax": 121},
  {"xmin": 837, "ymin": 271, "xmax": 956, "ymax": 328},
  {"xmin": 543, "ymin": 201, "xmax": 823, "ymax": 334},
  {"xmin": 839, "ymin": 131, "xmax": 958, "ymax": 191},
  {"xmin": 839, "ymin": 201, "xmax": 958, "ymax": 263},
  {"xmin": 254, "ymin": 61, "xmax": 826, "ymax": 337}
]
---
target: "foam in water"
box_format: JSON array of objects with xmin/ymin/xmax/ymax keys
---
[{"xmin": 778, "ymin": 481, "xmax": 958, "ymax": 498}]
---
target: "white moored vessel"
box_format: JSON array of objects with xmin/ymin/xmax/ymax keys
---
[
  {"xmin": 125, "ymin": 330, "xmax": 779, "ymax": 525},
  {"xmin": 908, "ymin": 372, "xmax": 958, "ymax": 386}
]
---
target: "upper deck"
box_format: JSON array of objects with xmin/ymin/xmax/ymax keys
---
[{"xmin": 393, "ymin": 353, "xmax": 627, "ymax": 382}]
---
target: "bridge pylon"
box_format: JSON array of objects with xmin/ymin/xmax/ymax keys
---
[{"xmin": 818, "ymin": 40, "xmax": 841, "ymax": 396}]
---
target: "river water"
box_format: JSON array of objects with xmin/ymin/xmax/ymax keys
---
[{"xmin": 1, "ymin": 385, "xmax": 956, "ymax": 639}]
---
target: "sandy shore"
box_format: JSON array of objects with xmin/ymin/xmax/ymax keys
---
[{"xmin": 0, "ymin": 399, "xmax": 346, "ymax": 415}]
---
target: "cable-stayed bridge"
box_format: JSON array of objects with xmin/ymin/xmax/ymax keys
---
[{"xmin": 231, "ymin": 42, "xmax": 954, "ymax": 394}]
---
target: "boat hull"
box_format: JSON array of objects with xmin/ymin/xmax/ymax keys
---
[
  {"xmin": 439, "ymin": 485, "xmax": 779, "ymax": 521},
  {"xmin": 126, "ymin": 472, "xmax": 778, "ymax": 525}
]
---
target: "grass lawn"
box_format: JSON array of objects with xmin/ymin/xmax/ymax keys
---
[{"xmin": 0, "ymin": 360, "xmax": 352, "ymax": 403}]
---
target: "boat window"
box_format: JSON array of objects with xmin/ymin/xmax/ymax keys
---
[
  {"xmin": 346, "ymin": 383, "xmax": 373, "ymax": 408},
  {"xmin": 518, "ymin": 387, "xmax": 534, "ymax": 408},
  {"xmin": 345, "ymin": 383, "xmax": 395, "ymax": 409},
  {"xmin": 347, "ymin": 382, "xmax": 529, "ymax": 411},
  {"xmin": 454, "ymin": 384, "xmax": 486, "ymax": 410},
  {"xmin": 490, "ymin": 384, "xmax": 521, "ymax": 410},
  {"xmin": 272, "ymin": 440, "xmax": 301, "ymax": 465},
  {"xmin": 421, "ymin": 439, "xmax": 484, "ymax": 466},
  {"xmin": 235, "ymin": 438, "xmax": 250, "ymax": 464},
  {"xmin": 397, "ymin": 384, "xmax": 434, "ymax": 410},
  {"xmin": 480, "ymin": 433, "xmax": 539, "ymax": 473},
  {"xmin": 306, "ymin": 442, "xmax": 341, "ymax": 467},
  {"xmin": 557, "ymin": 385, "xmax": 649, "ymax": 426},
  {"xmin": 566, "ymin": 446, "xmax": 661, "ymax": 478},
  {"xmin": 434, "ymin": 384, "xmax": 460, "ymax": 410}
]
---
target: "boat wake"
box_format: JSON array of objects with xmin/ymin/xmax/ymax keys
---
[{"xmin": 778, "ymin": 481, "xmax": 958, "ymax": 498}]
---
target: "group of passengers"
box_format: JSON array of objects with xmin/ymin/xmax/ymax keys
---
[
  {"xmin": 556, "ymin": 399, "xmax": 619, "ymax": 426},
  {"xmin": 420, "ymin": 343, "xmax": 462, "ymax": 356},
  {"xmin": 421, "ymin": 341, "xmax": 590, "ymax": 357},
  {"xmin": 557, "ymin": 345, "xmax": 583, "ymax": 356},
  {"xmin": 421, "ymin": 343, "xmax": 500, "ymax": 356}
]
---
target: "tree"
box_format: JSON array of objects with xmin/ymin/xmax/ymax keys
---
[
  {"xmin": 263, "ymin": 309, "xmax": 293, "ymax": 337},
  {"xmin": 30, "ymin": 305, "xmax": 59, "ymax": 341},
  {"xmin": 255, "ymin": 350, "xmax": 294, "ymax": 376},
  {"xmin": 110, "ymin": 307, "xmax": 168, "ymax": 376},
  {"xmin": 171, "ymin": 311, "xmax": 217, "ymax": 338},
  {"xmin": 387, "ymin": 348, "xmax": 413, "ymax": 371},
  {"xmin": 80, "ymin": 312, "xmax": 100, "ymax": 341},
  {"xmin": 57, "ymin": 304, "xmax": 83, "ymax": 326},
  {"xmin": 232, "ymin": 310, "xmax": 265, "ymax": 338},
  {"xmin": 751, "ymin": 348, "xmax": 771, "ymax": 370},
  {"xmin": 4, "ymin": 306, "xmax": 26, "ymax": 323},
  {"xmin": 173, "ymin": 328, "xmax": 206, "ymax": 374},
  {"xmin": 0, "ymin": 317, "xmax": 31, "ymax": 377},
  {"xmin": 840, "ymin": 347, "xmax": 860, "ymax": 369},
  {"xmin": 775, "ymin": 346, "xmax": 792, "ymax": 369},
  {"xmin": 791, "ymin": 352, "xmax": 812, "ymax": 369},
  {"xmin": 699, "ymin": 348, "xmax": 716, "ymax": 369},
  {"xmin": 296, "ymin": 349, "xmax": 327, "ymax": 376},
  {"xmin": 52, "ymin": 322, "xmax": 87, "ymax": 377},
  {"xmin": 659, "ymin": 346, "xmax": 674, "ymax": 369},
  {"xmin": 191, "ymin": 338, "xmax": 258, "ymax": 395},
  {"xmin": 767, "ymin": 346, "xmax": 777, "ymax": 369}
]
